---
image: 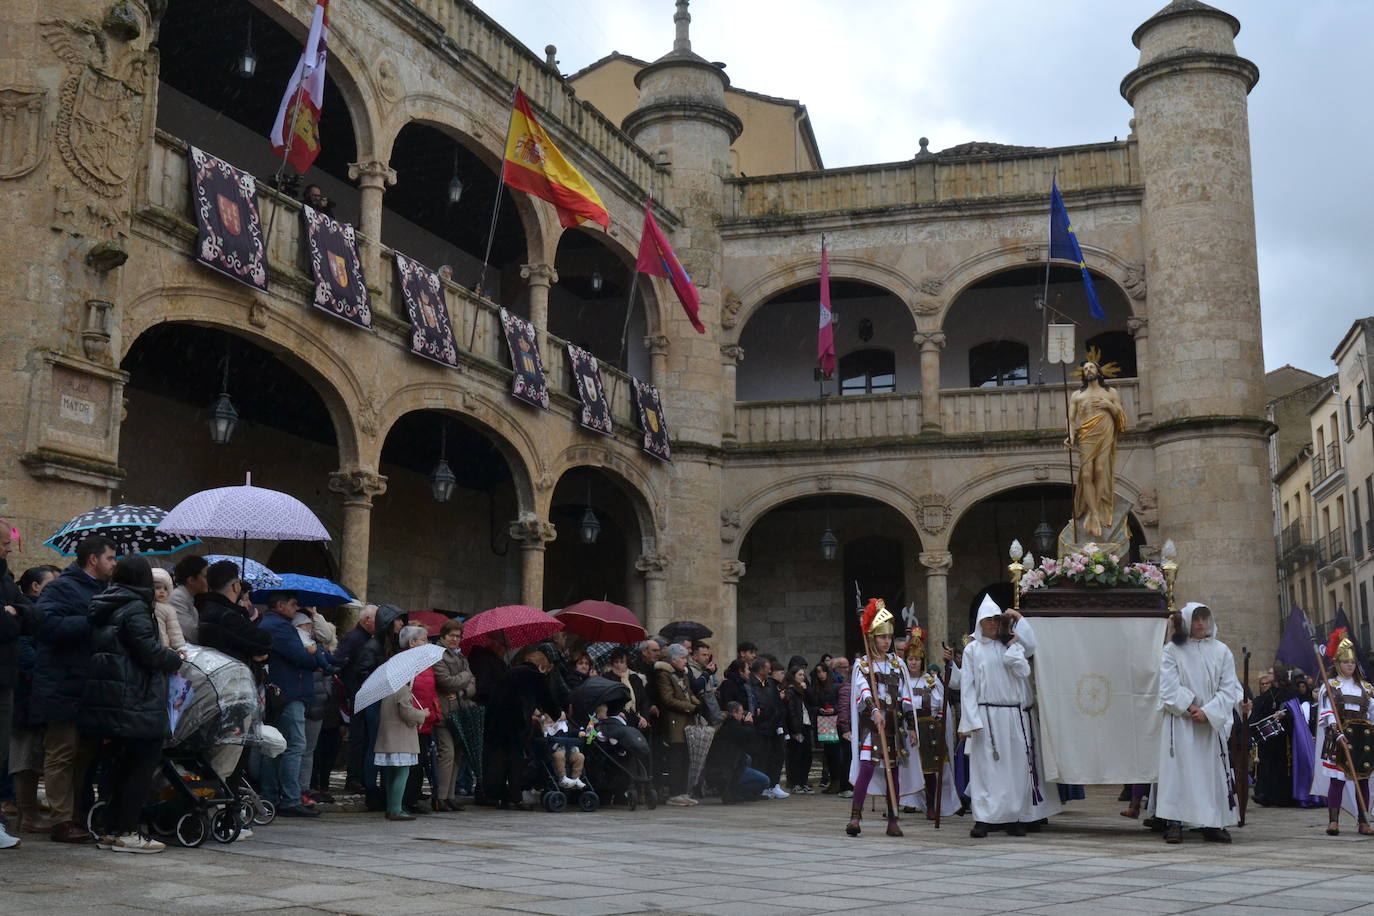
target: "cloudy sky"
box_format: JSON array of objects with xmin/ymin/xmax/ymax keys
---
[{"xmin": 475, "ymin": 0, "xmax": 1372, "ymax": 375}]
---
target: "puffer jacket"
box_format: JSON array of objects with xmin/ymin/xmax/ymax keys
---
[
  {"xmin": 433, "ymin": 648, "xmax": 476, "ymax": 714},
  {"xmin": 197, "ymin": 591, "xmax": 271, "ymax": 665},
  {"xmin": 345, "ymin": 604, "xmax": 407, "ymax": 698},
  {"xmin": 653, "ymin": 659, "xmax": 701, "ymax": 744},
  {"xmin": 78, "ymin": 584, "xmax": 182, "ymax": 740},
  {"xmin": 32, "ymin": 562, "xmax": 105, "ymax": 725},
  {"xmin": 0, "ymin": 557, "xmax": 31, "ymax": 689}
]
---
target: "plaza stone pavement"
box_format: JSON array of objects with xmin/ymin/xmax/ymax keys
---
[{"xmin": 5, "ymin": 789, "xmax": 1374, "ymax": 916}]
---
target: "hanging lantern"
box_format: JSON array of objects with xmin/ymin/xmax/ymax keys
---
[
  {"xmin": 1033, "ymin": 520, "xmax": 1056, "ymax": 558},
  {"xmin": 820, "ymin": 527, "xmax": 839, "ymax": 561},
  {"xmin": 447, "ymin": 175, "xmax": 464, "ymax": 205},
  {"xmin": 238, "ymin": 21, "xmax": 257, "ymax": 78},
  {"xmin": 590, "ymin": 269, "xmax": 603, "ymax": 293},
  {"xmin": 208, "ymin": 392, "xmax": 238, "ymax": 445},
  {"xmin": 431, "ymin": 424, "xmax": 456, "ymax": 502},
  {"xmin": 579, "ymin": 506, "xmax": 601, "ymax": 545}
]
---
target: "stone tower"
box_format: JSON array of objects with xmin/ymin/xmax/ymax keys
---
[
  {"xmin": 622, "ymin": 1, "xmax": 742, "ymax": 642},
  {"xmin": 1123, "ymin": 1, "xmax": 1278, "ymax": 658}
]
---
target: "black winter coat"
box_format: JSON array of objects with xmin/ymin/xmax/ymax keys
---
[
  {"xmin": 703, "ymin": 716, "xmax": 759, "ymax": 788},
  {"xmin": 197, "ymin": 592, "xmax": 271, "ymax": 665},
  {"xmin": 32, "ymin": 562, "xmax": 105, "ymax": 725},
  {"xmin": 0, "ymin": 557, "xmax": 32, "ymax": 689},
  {"xmin": 345, "ymin": 604, "xmax": 407, "ymax": 698},
  {"xmin": 78, "ymin": 584, "xmax": 182, "ymax": 740}
]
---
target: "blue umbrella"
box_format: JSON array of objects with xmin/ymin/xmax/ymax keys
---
[{"xmin": 252, "ymin": 573, "xmax": 353, "ymax": 608}]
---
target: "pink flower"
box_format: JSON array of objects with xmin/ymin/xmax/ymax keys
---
[{"xmin": 1093, "ymin": 564, "xmax": 1105, "ymax": 574}]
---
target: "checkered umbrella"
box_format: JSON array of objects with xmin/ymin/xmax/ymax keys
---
[{"xmin": 44, "ymin": 504, "xmax": 201, "ymax": 557}]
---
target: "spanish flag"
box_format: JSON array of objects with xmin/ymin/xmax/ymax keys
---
[{"xmin": 503, "ymin": 89, "xmax": 609, "ymax": 230}]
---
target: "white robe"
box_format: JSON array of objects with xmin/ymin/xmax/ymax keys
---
[
  {"xmin": 909, "ymin": 670, "xmax": 962, "ymax": 814},
  {"xmin": 959, "ymin": 599, "xmax": 1061, "ymax": 824},
  {"xmin": 848, "ymin": 653, "xmax": 925, "ymax": 806},
  {"xmin": 1155, "ymin": 603, "xmax": 1242, "ymax": 828}
]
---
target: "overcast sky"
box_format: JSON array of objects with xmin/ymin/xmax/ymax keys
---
[{"xmin": 476, "ymin": 0, "xmax": 1372, "ymax": 374}]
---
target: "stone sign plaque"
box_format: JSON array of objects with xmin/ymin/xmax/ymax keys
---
[{"xmin": 50, "ymin": 366, "xmax": 110, "ymax": 438}]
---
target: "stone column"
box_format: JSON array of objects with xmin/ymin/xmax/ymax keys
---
[
  {"xmin": 509, "ymin": 517, "xmax": 557, "ymax": 608},
  {"xmin": 913, "ymin": 331, "xmax": 946, "ymax": 433},
  {"xmin": 1127, "ymin": 315, "xmax": 1152, "ymax": 423},
  {"xmin": 347, "ymin": 160, "xmax": 397, "ymax": 282},
  {"xmin": 520, "ymin": 264, "xmax": 558, "ymax": 364},
  {"xmin": 645, "ymin": 334, "xmax": 670, "ymax": 390},
  {"xmin": 720, "ymin": 344, "xmax": 744, "ymax": 440},
  {"xmin": 720, "ymin": 559, "xmax": 746, "ymax": 666},
  {"xmin": 636, "ymin": 552, "xmax": 670, "ymax": 635},
  {"xmin": 1124, "ymin": 3, "xmax": 1276, "ymax": 660},
  {"xmin": 328, "ymin": 468, "xmax": 389, "ymax": 602},
  {"xmin": 919, "ymin": 550, "xmax": 953, "ymax": 653}
]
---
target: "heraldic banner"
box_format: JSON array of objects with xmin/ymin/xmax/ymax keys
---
[
  {"xmin": 499, "ymin": 308, "xmax": 549, "ymax": 409},
  {"xmin": 566, "ymin": 344, "xmax": 612, "ymax": 435},
  {"xmin": 189, "ymin": 147, "xmax": 268, "ymax": 291},
  {"xmin": 631, "ymin": 377, "xmax": 671, "ymax": 462},
  {"xmin": 1030, "ymin": 615, "xmax": 1167, "ymax": 784},
  {"xmin": 394, "ymin": 252, "xmax": 459, "ymax": 367},
  {"xmin": 303, "ymin": 204, "xmax": 371, "ymax": 328}
]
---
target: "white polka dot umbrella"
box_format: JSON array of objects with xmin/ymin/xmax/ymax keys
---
[{"xmin": 44, "ymin": 504, "xmax": 202, "ymax": 557}]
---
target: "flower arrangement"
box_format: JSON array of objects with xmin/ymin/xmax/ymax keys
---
[{"xmin": 1019, "ymin": 543, "xmax": 1166, "ymax": 593}]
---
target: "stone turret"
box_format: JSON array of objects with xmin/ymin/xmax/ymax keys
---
[
  {"xmin": 622, "ymin": 1, "xmax": 742, "ymax": 637},
  {"xmin": 1123, "ymin": 1, "xmax": 1277, "ymax": 658}
]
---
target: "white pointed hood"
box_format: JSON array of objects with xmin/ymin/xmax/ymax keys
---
[
  {"xmin": 972, "ymin": 593, "xmax": 1003, "ymax": 644},
  {"xmin": 1179, "ymin": 601, "xmax": 1217, "ymax": 639}
]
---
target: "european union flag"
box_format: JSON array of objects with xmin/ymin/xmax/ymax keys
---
[{"xmin": 1049, "ymin": 180, "xmax": 1105, "ymax": 320}]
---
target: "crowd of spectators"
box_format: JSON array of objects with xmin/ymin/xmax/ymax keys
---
[{"xmin": 0, "ymin": 526, "xmax": 860, "ymax": 854}]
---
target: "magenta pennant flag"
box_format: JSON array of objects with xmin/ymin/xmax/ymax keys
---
[{"xmin": 818, "ymin": 239, "xmax": 835, "ymax": 378}]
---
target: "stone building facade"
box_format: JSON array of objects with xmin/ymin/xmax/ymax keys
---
[{"xmin": 0, "ymin": 0, "xmax": 1281, "ymax": 662}]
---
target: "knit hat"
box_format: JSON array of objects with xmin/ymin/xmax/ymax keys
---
[
  {"xmin": 151, "ymin": 567, "xmax": 174, "ymax": 592},
  {"xmin": 292, "ymin": 611, "xmax": 313, "ymax": 627}
]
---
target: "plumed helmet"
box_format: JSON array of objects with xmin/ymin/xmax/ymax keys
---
[
  {"xmin": 907, "ymin": 626, "xmax": 926, "ymax": 659},
  {"xmin": 861, "ymin": 598, "xmax": 895, "ymax": 637},
  {"xmin": 1328, "ymin": 627, "xmax": 1357, "ymax": 664}
]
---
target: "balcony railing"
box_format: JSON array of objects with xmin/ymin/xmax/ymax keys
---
[
  {"xmin": 732, "ymin": 380, "xmax": 1139, "ymax": 445},
  {"xmin": 1318, "ymin": 530, "xmax": 1348, "ymax": 569},
  {"xmin": 1278, "ymin": 519, "xmax": 1314, "ymax": 568},
  {"xmin": 1312, "ymin": 443, "xmax": 1344, "ymax": 489},
  {"xmin": 141, "ymin": 132, "xmax": 638, "ymax": 428}
]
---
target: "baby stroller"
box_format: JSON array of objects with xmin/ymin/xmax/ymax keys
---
[
  {"xmin": 571, "ymin": 676, "xmax": 655, "ymax": 811},
  {"xmin": 525, "ymin": 719, "xmax": 601, "ymax": 813},
  {"xmin": 88, "ymin": 646, "xmax": 271, "ymax": 846}
]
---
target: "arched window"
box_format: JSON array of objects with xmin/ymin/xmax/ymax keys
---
[
  {"xmin": 1085, "ymin": 330, "xmax": 1137, "ymax": 378},
  {"xmin": 839, "ymin": 349, "xmax": 895, "ymax": 395},
  {"xmin": 968, "ymin": 340, "xmax": 1029, "ymax": 388}
]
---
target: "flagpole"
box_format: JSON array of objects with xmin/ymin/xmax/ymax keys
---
[
  {"xmin": 469, "ymin": 76, "xmax": 521, "ymax": 351},
  {"xmin": 263, "ymin": 75, "xmax": 312, "ymax": 255}
]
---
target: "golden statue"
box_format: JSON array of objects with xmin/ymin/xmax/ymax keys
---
[{"xmin": 1064, "ymin": 357, "xmax": 1127, "ymax": 539}]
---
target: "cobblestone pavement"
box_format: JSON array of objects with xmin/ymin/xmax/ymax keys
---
[{"xmin": 5, "ymin": 789, "xmax": 1374, "ymax": 915}]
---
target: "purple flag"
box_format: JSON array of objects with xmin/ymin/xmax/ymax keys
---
[
  {"xmin": 1285, "ymin": 697, "xmax": 1323, "ymax": 807},
  {"xmin": 1275, "ymin": 607, "xmax": 1317, "ymax": 678}
]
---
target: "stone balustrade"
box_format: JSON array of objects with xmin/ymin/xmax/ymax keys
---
[
  {"xmin": 732, "ymin": 379, "xmax": 1139, "ymax": 445},
  {"xmin": 140, "ymin": 131, "xmax": 638, "ymax": 430},
  {"xmin": 723, "ymin": 142, "xmax": 1139, "ymax": 219}
]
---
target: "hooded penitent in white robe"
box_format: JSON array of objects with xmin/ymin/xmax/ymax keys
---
[
  {"xmin": 959, "ymin": 596, "xmax": 1061, "ymax": 825},
  {"xmin": 1155, "ymin": 601, "xmax": 1242, "ymax": 828},
  {"xmin": 848, "ymin": 652, "xmax": 925, "ymax": 807}
]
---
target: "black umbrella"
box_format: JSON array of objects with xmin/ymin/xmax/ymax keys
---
[
  {"xmin": 44, "ymin": 504, "xmax": 202, "ymax": 557},
  {"xmin": 659, "ymin": 620, "xmax": 713, "ymax": 643}
]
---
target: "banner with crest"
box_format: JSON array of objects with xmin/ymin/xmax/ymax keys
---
[
  {"xmin": 566, "ymin": 344, "xmax": 612, "ymax": 435},
  {"xmin": 188, "ymin": 147, "xmax": 268, "ymax": 291},
  {"xmin": 631, "ymin": 378, "xmax": 672, "ymax": 462},
  {"xmin": 499, "ymin": 308, "xmax": 548, "ymax": 409},
  {"xmin": 303, "ymin": 205, "xmax": 371, "ymax": 328},
  {"xmin": 394, "ymin": 252, "xmax": 458, "ymax": 367}
]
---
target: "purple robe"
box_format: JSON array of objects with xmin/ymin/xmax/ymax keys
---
[{"xmin": 1286, "ymin": 697, "xmax": 1323, "ymax": 807}]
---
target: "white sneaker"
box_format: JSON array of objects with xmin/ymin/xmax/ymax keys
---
[
  {"xmin": 236, "ymin": 828, "xmax": 253, "ymax": 841},
  {"xmin": 769, "ymin": 785, "xmax": 790, "ymax": 799},
  {"xmin": 111, "ymin": 833, "xmax": 166, "ymax": 854},
  {"xmin": 558, "ymin": 777, "xmax": 578, "ymax": 790},
  {"xmin": 760, "ymin": 787, "xmax": 774, "ymax": 798},
  {"xmin": 667, "ymin": 794, "xmax": 694, "ymax": 806},
  {"xmin": 571, "ymin": 778, "xmax": 587, "ymax": 789},
  {"xmin": 0, "ymin": 824, "xmax": 19, "ymax": 849},
  {"xmin": 96, "ymin": 835, "xmax": 116, "ymax": 850}
]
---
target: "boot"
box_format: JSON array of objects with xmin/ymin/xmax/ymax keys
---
[
  {"xmin": 886, "ymin": 817, "xmax": 903, "ymax": 837},
  {"xmin": 14, "ymin": 773, "xmax": 51, "ymax": 834},
  {"xmin": 845, "ymin": 800, "xmax": 862, "ymax": 836}
]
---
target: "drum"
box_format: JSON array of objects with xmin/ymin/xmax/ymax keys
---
[
  {"xmin": 917, "ymin": 715, "xmax": 942, "ymax": 774},
  {"xmin": 1344, "ymin": 720, "xmax": 1374, "ymax": 778},
  {"xmin": 1250, "ymin": 713, "xmax": 1284, "ymax": 747}
]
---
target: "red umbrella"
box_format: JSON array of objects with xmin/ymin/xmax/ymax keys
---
[
  {"xmin": 460, "ymin": 604, "xmax": 562, "ymax": 651},
  {"xmin": 407, "ymin": 610, "xmax": 452, "ymax": 637},
  {"xmin": 555, "ymin": 600, "xmax": 646, "ymax": 645}
]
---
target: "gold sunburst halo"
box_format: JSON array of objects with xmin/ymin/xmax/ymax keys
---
[{"xmin": 1068, "ymin": 345, "xmax": 1122, "ymax": 380}]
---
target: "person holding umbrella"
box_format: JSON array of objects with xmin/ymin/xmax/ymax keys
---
[
  {"xmin": 258, "ymin": 592, "xmax": 333, "ymax": 817},
  {"xmin": 372, "ymin": 628, "xmax": 431, "ymax": 822}
]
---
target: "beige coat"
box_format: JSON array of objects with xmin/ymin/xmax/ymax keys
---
[
  {"xmin": 654, "ymin": 660, "xmax": 700, "ymax": 744},
  {"xmin": 154, "ymin": 601, "xmax": 186, "ymax": 649},
  {"xmin": 374, "ymin": 685, "xmax": 427, "ymax": 755},
  {"xmin": 433, "ymin": 649, "xmax": 476, "ymax": 714}
]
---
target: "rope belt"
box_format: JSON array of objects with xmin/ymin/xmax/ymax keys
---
[{"xmin": 979, "ymin": 703, "xmax": 1028, "ymax": 762}]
